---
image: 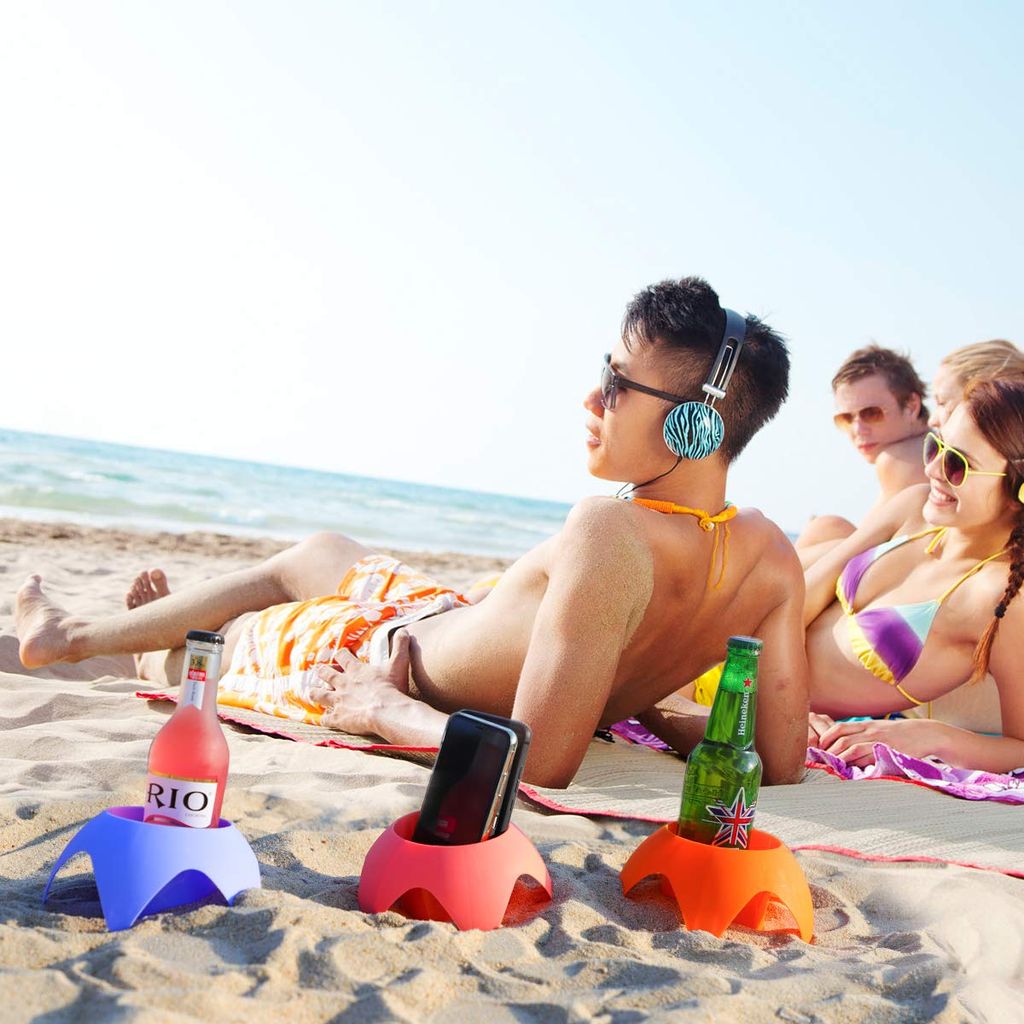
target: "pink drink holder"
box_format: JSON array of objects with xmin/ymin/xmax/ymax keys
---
[
  {"xmin": 43, "ymin": 806, "xmax": 261, "ymax": 932},
  {"xmin": 621, "ymin": 823, "xmax": 814, "ymax": 941},
  {"xmin": 358, "ymin": 811, "xmax": 552, "ymax": 931}
]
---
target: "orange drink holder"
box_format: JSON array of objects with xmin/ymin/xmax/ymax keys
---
[
  {"xmin": 358, "ymin": 811, "xmax": 552, "ymax": 931},
  {"xmin": 621, "ymin": 823, "xmax": 814, "ymax": 941}
]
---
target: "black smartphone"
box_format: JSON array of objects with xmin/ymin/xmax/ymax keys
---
[
  {"xmin": 461, "ymin": 711, "xmax": 531, "ymax": 837},
  {"xmin": 412, "ymin": 710, "xmax": 519, "ymax": 845}
]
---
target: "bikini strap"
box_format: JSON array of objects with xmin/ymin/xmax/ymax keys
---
[
  {"xmin": 894, "ymin": 683, "xmax": 928, "ymax": 707},
  {"xmin": 937, "ymin": 546, "xmax": 1009, "ymax": 605},
  {"xmin": 890, "ymin": 524, "xmax": 947, "ymax": 550}
]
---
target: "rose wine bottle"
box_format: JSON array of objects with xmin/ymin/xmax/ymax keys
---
[{"xmin": 143, "ymin": 630, "xmax": 230, "ymax": 828}]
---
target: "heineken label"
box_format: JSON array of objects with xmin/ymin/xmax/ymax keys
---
[
  {"xmin": 144, "ymin": 771, "xmax": 218, "ymax": 828},
  {"xmin": 737, "ymin": 690, "xmax": 751, "ymax": 737}
]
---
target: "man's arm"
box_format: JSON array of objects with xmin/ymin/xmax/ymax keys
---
[
  {"xmin": 636, "ymin": 692, "xmax": 710, "ymax": 758},
  {"xmin": 509, "ymin": 498, "xmax": 653, "ymax": 788},
  {"xmin": 309, "ymin": 498, "xmax": 649, "ymax": 786},
  {"xmin": 753, "ymin": 550, "xmax": 810, "ymax": 784}
]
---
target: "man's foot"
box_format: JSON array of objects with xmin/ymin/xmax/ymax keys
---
[
  {"xmin": 15, "ymin": 575, "xmax": 86, "ymax": 669},
  {"xmin": 126, "ymin": 569, "xmax": 170, "ymax": 610}
]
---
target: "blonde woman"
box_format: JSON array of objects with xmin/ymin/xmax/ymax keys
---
[{"xmin": 930, "ymin": 339, "xmax": 1024, "ymax": 429}]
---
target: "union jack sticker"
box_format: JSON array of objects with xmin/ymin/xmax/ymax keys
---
[{"xmin": 705, "ymin": 788, "xmax": 756, "ymax": 849}]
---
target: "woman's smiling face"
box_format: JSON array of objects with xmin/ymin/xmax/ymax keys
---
[{"xmin": 923, "ymin": 403, "xmax": 1010, "ymax": 529}]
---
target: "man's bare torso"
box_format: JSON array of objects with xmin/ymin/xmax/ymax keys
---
[{"xmin": 404, "ymin": 498, "xmax": 794, "ymax": 722}]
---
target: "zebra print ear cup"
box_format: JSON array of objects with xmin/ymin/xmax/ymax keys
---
[{"xmin": 663, "ymin": 403, "xmax": 725, "ymax": 460}]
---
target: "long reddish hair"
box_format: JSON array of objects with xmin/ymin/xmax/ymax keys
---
[{"xmin": 965, "ymin": 378, "xmax": 1024, "ymax": 684}]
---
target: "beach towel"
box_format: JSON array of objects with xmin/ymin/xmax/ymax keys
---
[
  {"xmin": 520, "ymin": 738, "xmax": 1024, "ymax": 878},
  {"xmin": 141, "ymin": 690, "xmax": 1024, "ymax": 807},
  {"xmin": 807, "ymin": 743, "xmax": 1024, "ymax": 804},
  {"xmin": 136, "ymin": 688, "xmax": 439, "ymax": 765},
  {"xmin": 136, "ymin": 690, "xmax": 1024, "ymax": 877}
]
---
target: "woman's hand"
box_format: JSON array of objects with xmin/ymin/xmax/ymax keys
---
[
  {"xmin": 807, "ymin": 712, "xmax": 836, "ymax": 748},
  {"xmin": 815, "ymin": 717, "xmax": 949, "ymax": 769},
  {"xmin": 309, "ymin": 630, "xmax": 412, "ymax": 735}
]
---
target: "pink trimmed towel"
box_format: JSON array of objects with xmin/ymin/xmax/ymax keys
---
[{"xmin": 807, "ymin": 744, "xmax": 1024, "ymax": 804}]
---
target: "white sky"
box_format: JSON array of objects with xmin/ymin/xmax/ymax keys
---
[{"xmin": 2, "ymin": 2, "xmax": 1021, "ymax": 533}]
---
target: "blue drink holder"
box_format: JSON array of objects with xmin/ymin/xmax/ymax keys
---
[{"xmin": 42, "ymin": 805, "xmax": 261, "ymax": 931}]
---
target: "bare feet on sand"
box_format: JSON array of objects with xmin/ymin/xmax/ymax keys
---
[
  {"xmin": 126, "ymin": 569, "xmax": 170, "ymax": 610},
  {"xmin": 15, "ymin": 575, "xmax": 85, "ymax": 669}
]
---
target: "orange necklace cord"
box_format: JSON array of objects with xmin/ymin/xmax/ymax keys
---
[{"xmin": 628, "ymin": 498, "xmax": 738, "ymax": 590}]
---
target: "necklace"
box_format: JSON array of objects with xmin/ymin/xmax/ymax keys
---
[
  {"xmin": 628, "ymin": 498, "xmax": 736, "ymax": 532},
  {"xmin": 626, "ymin": 497, "xmax": 737, "ymax": 589}
]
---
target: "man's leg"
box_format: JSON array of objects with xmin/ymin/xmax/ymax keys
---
[
  {"xmin": 16, "ymin": 532, "xmax": 373, "ymax": 669},
  {"xmin": 136, "ymin": 613, "xmax": 252, "ymax": 687}
]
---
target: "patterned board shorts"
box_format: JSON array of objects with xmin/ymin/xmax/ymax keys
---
[{"xmin": 217, "ymin": 555, "xmax": 468, "ymax": 726}]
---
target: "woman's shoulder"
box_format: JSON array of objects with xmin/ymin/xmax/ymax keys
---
[{"xmin": 852, "ymin": 484, "xmax": 930, "ymax": 550}]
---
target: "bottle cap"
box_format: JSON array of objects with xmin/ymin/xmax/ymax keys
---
[
  {"xmin": 185, "ymin": 630, "xmax": 225, "ymax": 646},
  {"xmin": 727, "ymin": 635, "xmax": 762, "ymax": 653}
]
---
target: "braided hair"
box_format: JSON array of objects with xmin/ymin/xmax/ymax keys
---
[
  {"xmin": 969, "ymin": 510, "xmax": 1024, "ymax": 683},
  {"xmin": 966, "ymin": 378, "xmax": 1024, "ymax": 684}
]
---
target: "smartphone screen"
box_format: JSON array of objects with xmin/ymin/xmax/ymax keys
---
[
  {"xmin": 462, "ymin": 712, "xmax": 531, "ymax": 837},
  {"xmin": 413, "ymin": 712, "xmax": 516, "ymax": 845}
]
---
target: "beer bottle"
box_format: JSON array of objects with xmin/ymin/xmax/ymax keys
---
[
  {"xmin": 677, "ymin": 636, "xmax": 762, "ymax": 848},
  {"xmin": 143, "ymin": 630, "xmax": 230, "ymax": 828}
]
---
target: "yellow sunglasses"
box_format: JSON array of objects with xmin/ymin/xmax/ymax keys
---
[{"xmin": 923, "ymin": 431, "xmax": 1024, "ymax": 502}]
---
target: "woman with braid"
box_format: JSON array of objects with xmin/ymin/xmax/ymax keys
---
[{"xmin": 804, "ymin": 377, "xmax": 1024, "ymax": 772}]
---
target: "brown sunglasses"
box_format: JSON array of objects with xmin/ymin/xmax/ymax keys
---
[{"xmin": 833, "ymin": 405, "xmax": 889, "ymax": 431}]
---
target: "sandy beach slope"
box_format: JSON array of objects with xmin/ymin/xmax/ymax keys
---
[{"xmin": 2, "ymin": 519, "xmax": 1023, "ymax": 1022}]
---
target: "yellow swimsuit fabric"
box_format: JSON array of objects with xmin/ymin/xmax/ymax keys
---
[
  {"xmin": 692, "ymin": 663, "xmax": 724, "ymax": 706},
  {"xmin": 217, "ymin": 555, "xmax": 468, "ymax": 726}
]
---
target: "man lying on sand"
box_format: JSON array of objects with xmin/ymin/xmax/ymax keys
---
[{"xmin": 17, "ymin": 276, "xmax": 808, "ymax": 788}]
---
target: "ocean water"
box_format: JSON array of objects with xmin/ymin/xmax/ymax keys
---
[{"xmin": 0, "ymin": 429, "xmax": 572, "ymax": 558}]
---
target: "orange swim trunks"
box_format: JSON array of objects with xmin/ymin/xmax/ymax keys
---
[{"xmin": 217, "ymin": 555, "xmax": 468, "ymax": 726}]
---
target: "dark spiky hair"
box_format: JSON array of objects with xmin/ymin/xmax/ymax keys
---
[{"xmin": 621, "ymin": 276, "xmax": 790, "ymax": 462}]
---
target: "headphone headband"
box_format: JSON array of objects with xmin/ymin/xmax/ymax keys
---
[
  {"xmin": 662, "ymin": 305, "xmax": 748, "ymax": 461},
  {"xmin": 701, "ymin": 309, "xmax": 747, "ymax": 405}
]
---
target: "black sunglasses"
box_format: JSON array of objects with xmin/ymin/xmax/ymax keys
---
[{"xmin": 600, "ymin": 354, "xmax": 690, "ymax": 410}]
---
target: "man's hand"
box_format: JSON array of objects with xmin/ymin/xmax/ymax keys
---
[
  {"xmin": 309, "ymin": 631, "xmax": 413, "ymax": 735},
  {"xmin": 814, "ymin": 717, "xmax": 948, "ymax": 769}
]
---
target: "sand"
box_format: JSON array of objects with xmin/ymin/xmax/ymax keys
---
[{"xmin": 2, "ymin": 519, "xmax": 1023, "ymax": 1023}]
